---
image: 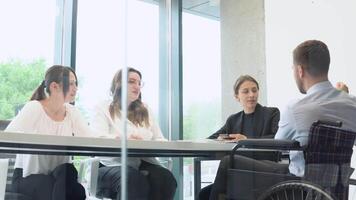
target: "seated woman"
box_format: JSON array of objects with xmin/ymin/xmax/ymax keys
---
[
  {"xmin": 91, "ymin": 67, "xmax": 177, "ymax": 200},
  {"xmin": 199, "ymin": 75, "xmax": 280, "ymax": 200},
  {"xmin": 208, "ymin": 75, "xmax": 279, "ymax": 140},
  {"xmin": 6, "ymin": 65, "xmax": 91, "ymax": 200}
]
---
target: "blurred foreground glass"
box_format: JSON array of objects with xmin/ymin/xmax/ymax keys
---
[{"xmin": 181, "ymin": 0, "xmax": 221, "ymax": 198}]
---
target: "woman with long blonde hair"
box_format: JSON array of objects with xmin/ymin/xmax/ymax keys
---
[{"xmin": 91, "ymin": 67, "xmax": 177, "ymax": 200}]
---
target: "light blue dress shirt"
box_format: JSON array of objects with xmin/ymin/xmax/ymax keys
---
[{"xmin": 275, "ymin": 81, "xmax": 356, "ymax": 177}]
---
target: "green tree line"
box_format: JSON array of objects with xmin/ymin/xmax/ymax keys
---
[
  {"xmin": 0, "ymin": 59, "xmax": 46, "ymax": 119},
  {"xmin": 183, "ymin": 101, "xmax": 221, "ymax": 140}
]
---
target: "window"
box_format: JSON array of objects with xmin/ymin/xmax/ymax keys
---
[
  {"xmin": 75, "ymin": 0, "xmax": 159, "ymax": 121},
  {"xmin": 182, "ymin": 4, "xmax": 221, "ymax": 198},
  {"xmin": 0, "ymin": 0, "xmax": 58, "ymax": 119}
]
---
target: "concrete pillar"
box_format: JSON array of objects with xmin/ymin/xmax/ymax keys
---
[{"xmin": 220, "ymin": 0, "xmax": 267, "ymax": 119}]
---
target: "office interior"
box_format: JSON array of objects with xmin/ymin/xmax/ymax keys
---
[{"xmin": 1, "ymin": 0, "xmax": 356, "ymax": 199}]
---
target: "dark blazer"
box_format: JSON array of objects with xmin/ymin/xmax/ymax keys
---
[{"xmin": 208, "ymin": 104, "xmax": 280, "ymax": 139}]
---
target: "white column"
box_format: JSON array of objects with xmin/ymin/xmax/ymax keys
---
[{"xmin": 220, "ymin": 0, "xmax": 267, "ymax": 119}]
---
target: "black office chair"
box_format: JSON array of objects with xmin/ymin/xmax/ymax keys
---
[
  {"xmin": 226, "ymin": 120, "xmax": 356, "ymax": 200},
  {"xmin": 0, "ymin": 120, "xmax": 11, "ymax": 131}
]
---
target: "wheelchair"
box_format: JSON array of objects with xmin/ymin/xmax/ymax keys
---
[{"xmin": 226, "ymin": 120, "xmax": 356, "ymax": 200}]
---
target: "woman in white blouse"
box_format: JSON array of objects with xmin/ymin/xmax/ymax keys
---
[
  {"xmin": 5, "ymin": 65, "xmax": 91, "ymax": 200},
  {"xmin": 91, "ymin": 68, "xmax": 177, "ymax": 200}
]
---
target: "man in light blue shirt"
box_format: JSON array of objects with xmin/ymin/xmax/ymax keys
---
[
  {"xmin": 275, "ymin": 40, "xmax": 356, "ymax": 177},
  {"xmin": 275, "ymin": 81, "xmax": 356, "ymax": 176},
  {"xmin": 209, "ymin": 40, "xmax": 356, "ymax": 200}
]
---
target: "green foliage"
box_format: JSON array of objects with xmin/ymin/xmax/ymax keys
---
[
  {"xmin": 0, "ymin": 59, "xmax": 46, "ymax": 119},
  {"xmin": 183, "ymin": 101, "xmax": 221, "ymax": 140},
  {"xmin": 182, "ymin": 101, "xmax": 221, "ymax": 165}
]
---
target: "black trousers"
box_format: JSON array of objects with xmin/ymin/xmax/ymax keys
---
[
  {"xmin": 139, "ymin": 160, "xmax": 177, "ymax": 200},
  {"xmin": 12, "ymin": 163, "xmax": 86, "ymax": 200},
  {"xmin": 97, "ymin": 160, "xmax": 177, "ymax": 200},
  {"xmin": 199, "ymin": 183, "xmax": 213, "ymax": 200},
  {"xmin": 209, "ymin": 155, "xmax": 289, "ymax": 200}
]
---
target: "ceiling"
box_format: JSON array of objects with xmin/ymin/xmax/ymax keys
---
[{"xmin": 141, "ymin": 0, "xmax": 220, "ymax": 20}]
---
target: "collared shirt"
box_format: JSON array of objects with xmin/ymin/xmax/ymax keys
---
[{"xmin": 275, "ymin": 81, "xmax": 356, "ymax": 177}]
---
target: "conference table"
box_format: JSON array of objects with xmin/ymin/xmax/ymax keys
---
[
  {"xmin": 0, "ymin": 131, "xmax": 240, "ymax": 198},
  {"xmin": 0, "ymin": 131, "xmax": 279, "ymax": 198},
  {"xmin": 0, "ymin": 131, "xmax": 236, "ymax": 157}
]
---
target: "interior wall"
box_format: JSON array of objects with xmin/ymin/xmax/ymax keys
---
[{"xmin": 220, "ymin": 0, "xmax": 267, "ymax": 119}]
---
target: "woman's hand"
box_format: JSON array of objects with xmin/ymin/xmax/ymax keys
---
[
  {"xmin": 227, "ymin": 133, "xmax": 247, "ymax": 141},
  {"xmin": 128, "ymin": 133, "xmax": 143, "ymax": 140},
  {"xmin": 114, "ymin": 134, "xmax": 143, "ymax": 140}
]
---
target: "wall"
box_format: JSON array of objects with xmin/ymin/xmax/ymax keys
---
[{"xmin": 220, "ymin": 0, "xmax": 267, "ymax": 119}]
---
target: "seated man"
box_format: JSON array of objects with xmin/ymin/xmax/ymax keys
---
[{"xmin": 209, "ymin": 40, "xmax": 356, "ymax": 200}]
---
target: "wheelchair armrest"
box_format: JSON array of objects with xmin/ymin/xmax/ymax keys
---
[
  {"xmin": 350, "ymin": 178, "xmax": 356, "ymax": 186},
  {"xmin": 234, "ymin": 139, "xmax": 302, "ymax": 151},
  {"xmin": 230, "ymin": 139, "xmax": 302, "ymax": 169}
]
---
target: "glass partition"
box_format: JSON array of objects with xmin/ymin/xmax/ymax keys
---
[
  {"xmin": 75, "ymin": 0, "xmax": 164, "ymax": 199},
  {"xmin": 181, "ymin": 1, "xmax": 221, "ymax": 198},
  {"xmin": 75, "ymin": 0, "xmax": 159, "ymax": 121},
  {"xmin": 5, "ymin": 0, "xmax": 356, "ymax": 200}
]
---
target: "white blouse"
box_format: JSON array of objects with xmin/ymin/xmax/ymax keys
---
[
  {"xmin": 91, "ymin": 100, "xmax": 166, "ymax": 168},
  {"xmin": 5, "ymin": 100, "xmax": 92, "ymax": 177}
]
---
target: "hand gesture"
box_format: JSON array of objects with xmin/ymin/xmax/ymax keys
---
[{"xmin": 335, "ymin": 82, "xmax": 349, "ymax": 93}]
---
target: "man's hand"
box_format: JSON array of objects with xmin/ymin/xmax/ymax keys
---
[{"xmin": 336, "ymin": 82, "xmax": 349, "ymax": 93}]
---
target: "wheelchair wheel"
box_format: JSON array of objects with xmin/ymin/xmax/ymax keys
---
[{"xmin": 258, "ymin": 180, "xmax": 334, "ymax": 200}]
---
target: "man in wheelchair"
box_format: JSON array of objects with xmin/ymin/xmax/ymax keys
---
[{"xmin": 208, "ymin": 40, "xmax": 356, "ymax": 200}]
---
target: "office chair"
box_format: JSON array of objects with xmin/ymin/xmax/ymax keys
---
[
  {"xmin": 226, "ymin": 120, "xmax": 356, "ymax": 200},
  {"xmin": 0, "ymin": 120, "xmax": 33, "ymax": 200}
]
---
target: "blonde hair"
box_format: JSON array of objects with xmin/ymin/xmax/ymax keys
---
[{"xmin": 109, "ymin": 68, "xmax": 149, "ymax": 127}]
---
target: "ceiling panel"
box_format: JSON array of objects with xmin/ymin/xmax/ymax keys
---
[
  {"xmin": 141, "ymin": 0, "xmax": 220, "ymax": 20},
  {"xmin": 182, "ymin": 0, "xmax": 209, "ymax": 9},
  {"xmin": 187, "ymin": 1, "xmax": 219, "ymax": 19}
]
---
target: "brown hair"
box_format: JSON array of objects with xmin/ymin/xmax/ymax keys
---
[
  {"xmin": 233, "ymin": 75, "xmax": 259, "ymax": 95},
  {"xmin": 109, "ymin": 68, "xmax": 149, "ymax": 127},
  {"xmin": 31, "ymin": 65, "xmax": 77, "ymax": 101},
  {"xmin": 293, "ymin": 40, "xmax": 330, "ymax": 77}
]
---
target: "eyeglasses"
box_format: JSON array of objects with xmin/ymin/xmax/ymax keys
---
[{"xmin": 128, "ymin": 79, "xmax": 144, "ymax": 88}]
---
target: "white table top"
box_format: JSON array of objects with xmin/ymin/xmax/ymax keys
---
[{"xmin": 0, "ymin": 131, "xmax": 236, "ymax": 157}]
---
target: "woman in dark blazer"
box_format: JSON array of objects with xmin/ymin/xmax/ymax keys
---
[
  {"xmin": 208, "ymin": 103, "xmax": 279, "ymax": 139},
  {"xmin": 199, "ymin": 75, "xmax": 280, "ymax": 200},
  {"xmin": 209, "ymin": 75, "xmax": 279, "ymax": 140}
]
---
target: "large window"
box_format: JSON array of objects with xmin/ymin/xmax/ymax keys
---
[
  {"xmin": 182, "ymin": 6, "xmax": 221, "ymax": 199},
  {"xmin": 0, "ymin": 0, "xmax": 58, "ymax": 120},
  {"xmin": 75, "ymin": 0, "xmax": 159, "ymax": 121}
]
